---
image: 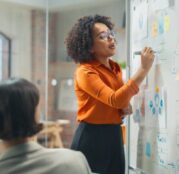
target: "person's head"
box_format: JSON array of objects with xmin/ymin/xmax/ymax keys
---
[
  {"xmin": 66, "ymin": 14, "xmax": 116, "ymax": 63},
  {"xmin": 0, "ymin": 78, "xmax": 42, "ymax": 141}
]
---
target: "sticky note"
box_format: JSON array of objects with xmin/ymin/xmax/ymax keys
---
[
  {"xmin": 151, "ymin": 21, "xmax": 158, "ymax": 37},
  {"xmin": 164, "ymin": 15, "xmax": 170, "ymax": 32},
  {"xmin": 145, "ymin": 142, "xmax": 151, "ymax": 157}
]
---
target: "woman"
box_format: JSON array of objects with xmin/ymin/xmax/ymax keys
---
[
  {"xmin": 66, "ymin": 15, "xmax": 154, "ymax": 174},
  {"xmin": 0, "ymin": 78, "xmax": 92, "ymax": 174}
]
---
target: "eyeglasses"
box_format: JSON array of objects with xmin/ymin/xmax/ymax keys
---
[{"xmin": 97, "ymin": 30, "xmax": 115, "ymax": 40}]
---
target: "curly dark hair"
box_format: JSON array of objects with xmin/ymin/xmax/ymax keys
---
[{"xmin": 66, "ymin": 14, "xmax": 114, "ymax": 63}]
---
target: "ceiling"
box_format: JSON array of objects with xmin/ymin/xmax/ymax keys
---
[{"xmin": 3, "ymin": 0, "xmax": 119, "ymax": 10}]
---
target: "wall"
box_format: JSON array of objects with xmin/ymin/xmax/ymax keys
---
[
  {"xmin": 0, "ymin": 2, "xmax": 32, "ymax": 80},
  {"xmin": 48, "ymin": 61, "xmax": 77, "ymax": 147}
]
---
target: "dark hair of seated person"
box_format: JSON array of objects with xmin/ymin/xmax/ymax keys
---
[
  {"xmin": 0, "ymin": 78, "xmax": 43, "ymax": 140},
  {"xmin": 65, "ymin": 14, "xmax": 114, "ymax": 63}
]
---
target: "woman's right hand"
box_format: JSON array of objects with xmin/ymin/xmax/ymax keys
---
[
  {"xmin": 140, "ymin": 47, "xmax": 155, "ymax": 71},
  {"xmin": 131, "ymin": 47, "xmax": 155, "ymax": 86}
]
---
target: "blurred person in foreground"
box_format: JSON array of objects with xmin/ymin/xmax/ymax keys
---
[{"xmin": 0, "ymin": 78, "xmax": 92, "ymax": 174}]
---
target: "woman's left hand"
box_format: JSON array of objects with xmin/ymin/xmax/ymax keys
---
[{"xmin": 118, "ymin": 104, "xmax": 133, "ymax": 119}]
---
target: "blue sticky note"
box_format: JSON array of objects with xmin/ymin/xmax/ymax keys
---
[
  {"xmin": 159, "ymin": 16, "xmax": 164, "ymax": 34},
  {"xmin": 145, "ymin": 142, "xmax": 151, "ymax": 157}
]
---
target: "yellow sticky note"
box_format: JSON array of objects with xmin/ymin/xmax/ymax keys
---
[
  {"xmin": 151, "ymin": 21, "xmax": 158, "ymax": 38},
  {"xmin": 164, "ymin": 15, "xmax": 170, "ymax": 32},
  {"xmin": 155, "ymin": 86, "xmax": 159, "ymax": 93}
]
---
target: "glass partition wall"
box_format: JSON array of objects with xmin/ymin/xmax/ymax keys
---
[
  {"xmin": 0, "ymin": 0, "xmax": 80, "ymax": 150},
  {"xmin": 0, "ymin": 0, "xmax": 49, "ymax": 149},
  {"xmin": 0, "ymin": 0, "xmax": 125, "ymax": 150}
]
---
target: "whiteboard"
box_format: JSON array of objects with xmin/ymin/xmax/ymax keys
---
[
  {"xmin": 57, "ymin": 78, "xmax": 77, "ymax": 111},
  {"xmin": 129, "ymin": 0, "xmax": 179, "ymax": 173}
]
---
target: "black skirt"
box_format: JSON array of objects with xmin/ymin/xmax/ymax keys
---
[{"xmin": 71, "ymin": 122, "xmax": 125, "ymax": 174}]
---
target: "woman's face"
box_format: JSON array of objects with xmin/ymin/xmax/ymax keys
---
[{"xmin": 91, "ymin": 22, "xmax": 116, "ymax": 59}]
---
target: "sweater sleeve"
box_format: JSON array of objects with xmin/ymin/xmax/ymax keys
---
[{"xmin": 76, "ymin": 67, "xmax": 139, "ymax": 109}]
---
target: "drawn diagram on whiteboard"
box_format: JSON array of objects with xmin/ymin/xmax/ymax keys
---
[
  {"xmin": 149, "ymin": 86, "xmax": 164, "ymax": 115},
  {"xmin": 145, "ymin": 87, "xmax": 167, "ymax": 129},
  {"xmin": 132, "ymin": 1, "xmax": 148, "ymax": 41},
  {"xmin": 145, "ymin": 132, "xmax": 168, "ymax": 168},
  {"xmin": 133, "ymin": 90, "xmax": 146, "ymax": 124},
  {"xmin": 157, "ymin": 132, "xmax": 168, "ymax": 168},
  {"xmin": 130, "ymin": 0, "xmax": 179, "ymax": 173}
]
